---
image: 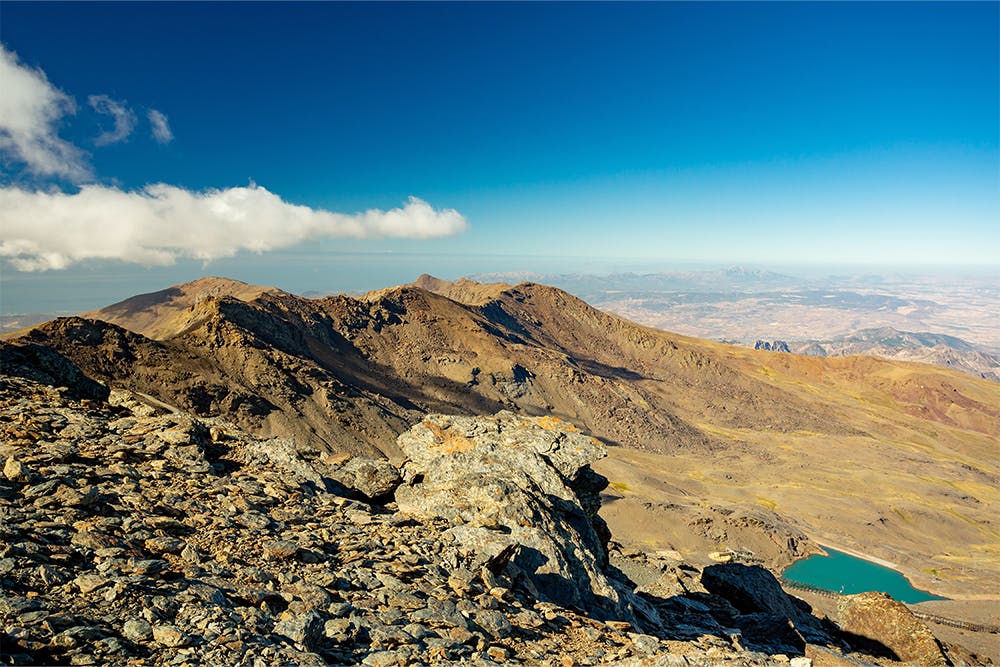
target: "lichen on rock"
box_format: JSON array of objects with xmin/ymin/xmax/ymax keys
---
[{"xmin": 394, "ymin": 411, "xmax": 656, "ymax": 626}]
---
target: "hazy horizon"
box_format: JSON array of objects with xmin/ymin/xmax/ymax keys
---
[{"xmin": 3, "ymin": 253, "xmax": 999, "ymax": 315}]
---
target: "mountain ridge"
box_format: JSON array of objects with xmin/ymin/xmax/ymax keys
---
[{"xmin": 3, "ymin": 275, "xmax": 999, "ymax": 603}]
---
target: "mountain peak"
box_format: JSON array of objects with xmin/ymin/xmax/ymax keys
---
[
  {"xmin": 410, "ymin": 274, "xmax": 513, "ymax": 306},
  {"xmin": 78, "ymin": 276, "xmax": 281, "ymax": 340}
]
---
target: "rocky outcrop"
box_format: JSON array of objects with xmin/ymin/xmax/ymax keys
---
[
  {"xmin": 701, "ymin": 563, "xmax": 832, "ymax": 651},
  {"xmin": 0, "ymin": 374, "xmax": 768, "ymax": 666},
  {"xmin": 754, "ymin": 340, "xmax": 791, "ymax": 353},
  {"xmin": 838, "ymin": 592, "xmax": 949, "ymax": 666},
  {"xmin": 393, "ymin": 412, "xmax": 646, "ymax": 625}
]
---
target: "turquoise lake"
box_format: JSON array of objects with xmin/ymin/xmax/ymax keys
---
[{"xmin": 782, "ymin": 547, "xmax": 947, "ymax": 603}]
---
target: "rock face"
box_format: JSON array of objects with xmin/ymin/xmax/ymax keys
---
[
  {"xmin": 394, "ymin": 412, "xmax": 643, "ymax": 624},
  {"xmin": 838, "ymin": 592, "xmax": 949, "ymax": 666},
  {"xmin": 701, "ymin": 563, "xmax": 832, "ymax": 652},
  {"xmin": 703, "ymin": 563, "xmax": 808, "ymax": 620}
]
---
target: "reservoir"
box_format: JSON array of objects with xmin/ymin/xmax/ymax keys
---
[{"xmin": 782, "ymin": 547, "xmax": 947, "ymax": 603}]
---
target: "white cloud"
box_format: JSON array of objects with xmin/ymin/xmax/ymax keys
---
[
  {"xmin": 0, "ymin": 44, "xmax": 89, "ymax": 181},
  {"xmin": 88, "ymin": 94, "xmax": 136, "ymax": 146},
  {"xmin": 0, "ymin": 183, "xmax": 468, "ymax": 271},
  {"xmin": 148, "ymin": 109, "xmax": 173, "ymax": 144}
]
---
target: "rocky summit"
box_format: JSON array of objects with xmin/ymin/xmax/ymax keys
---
[{"xmin": 1, "ymin": 370, "xmax": 991, "ymax": 666}]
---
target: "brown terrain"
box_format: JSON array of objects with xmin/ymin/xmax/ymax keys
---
[{"xmin": 4, "ymin": 275, "xmax": 998, "ymax": 634}]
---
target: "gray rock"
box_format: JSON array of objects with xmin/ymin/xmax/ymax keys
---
[
  {"xmin": 4, "ymin": 456, "xmax": 31, "ymax": 482},
  {"xmin": 395, "ymin": 412, "xmax": 651, "ymax": 627},
  {"xmin": 273, "ymin": 610, "xmax": 325, "ymax": 648},
  {"xmin": 327, "ymin": 456, "xmax": 401, "ymax": 501},
  {"xmin": 324, "ymin": 617, "xmax": 352, "ymax": 641},
  {"xmin": 410, "ymin": 597, "xmax": 469, "ymax": 629},
  {"xmin": 263, "ymin": 540, "xmax": 299, "ymax": 560},
  {"xmin": 629, "ymin": 632, "xmax": 662, "ymax": 654},
  {"xmin": 474, "ymin": 609, "xmax": 512, "ymax": 639},
  {"xmin": 362, "ymin": 650, "xmax": 406, "ymax": 667},
  {"xmin": 53, "ymin": 484, "xmax": 100, "ymax": 508},
  {"xmin": 54, "ymin": 625, "xmax": 103, "ymax": 647},
  {"xmin": 145, "ymin": 536, "xmax": 185, "ymax": 554},
  {"xmin": 122, "ymin": 618, "xmax": 153, "ymax": 642},
  {"xmin": 152, "ymin": 624, "xmax": 190, "ymax": 647}
]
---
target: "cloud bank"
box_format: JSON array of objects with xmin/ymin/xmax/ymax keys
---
[
  {"xmin": 148, "ymin": 109, "xmax": 173, "ymax": 144},
  {"xmin": 0, "ymin": 44, "xmax": 89, "ymax": 181},
  {"xmin": 0, "ymin": 184, "xmax": 468, "ymax": 271},
  {"xmin": 89, "ymin": 94, "xmax": 136, "ymax": 146},
  {"xmin": 0, "ymin": 44, "xmax": 466, "ymax": 272}
]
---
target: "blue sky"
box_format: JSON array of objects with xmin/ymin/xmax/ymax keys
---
[{"xmin": 1, "ymin": 2, "xmax": 998, "ymax": 311}]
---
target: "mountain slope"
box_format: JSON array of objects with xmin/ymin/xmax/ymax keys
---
[
  {"xmin": 9, "ymin": 374, "xmax": 991, "ymax": 666},
  {"xmin": 5, "ymin": 275, "xmax": 999, "ymax": 600}
]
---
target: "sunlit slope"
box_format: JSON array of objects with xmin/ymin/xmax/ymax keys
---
[
  {"xmin": 11, "ymin": 275, "xmax": 999, "ymax": 598},
  {"xmin": 421, "ymin": 279, "xmax": 1000, "ymax": 598},
  {"xmin": 79, "ymin": 276, "xmax": 281, "ymax": 340}
]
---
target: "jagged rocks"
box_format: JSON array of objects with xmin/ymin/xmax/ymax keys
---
[
  {"xmin": 754, "ymin": 340, "xmax": 791, "ymax": 353},
  {"xmin": 701, "ymin": 563, "xmax": 836, "ymax": 652},
  {"xmin": 837, "ymin": 592, "xmax": 949, "ymax": 666},
  {"xmin": 394, "ymin": 411, "xmax": 650, "ymax": 625}
]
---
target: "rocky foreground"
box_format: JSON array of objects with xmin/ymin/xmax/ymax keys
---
[{"xmin": 0, "ymin": 372, "xmax": 990, "ymax": 666}]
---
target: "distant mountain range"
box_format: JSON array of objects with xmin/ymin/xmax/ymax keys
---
[
  {"xmin": 791, "ymin": 327, "xmax": 1000, "ymax": 383},
  {"xmin": 467, "ymin": 268, "xmax": 1000, "ymax": 381},
  {"xmin": 3, "ymin": 274, "xmax": 998, "ymax": 602},
  {"xmin": 471, "ymin": 266, "xmax": 798, "ymax": 293}
]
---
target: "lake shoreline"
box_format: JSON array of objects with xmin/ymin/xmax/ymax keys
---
[{"xmin": 782, "ymin": 543, "xmax": 948, "ymax": 603}]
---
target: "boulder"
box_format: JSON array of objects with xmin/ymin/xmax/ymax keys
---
[
  {"xmin": 837, "ymin": 591, "xmax": 948, "ymax": 666},
  {"xmin": 394, "ymin": 411, "xmax": 653, "ymax": 627},
  {"xmin": 701, "ymin": 563, "xmax": 830, "ymax": 645},
  {"xmin": 326, "ymin": 456, "xmax": 401, "ymax": 502},
  {"xmin": 701, "ymin": 563, "xmax": 803, "ymax": 620}
]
